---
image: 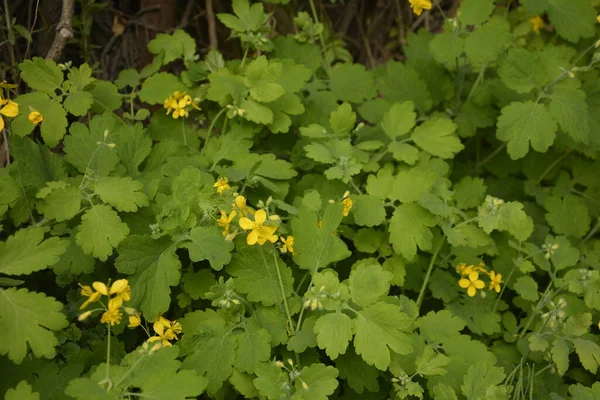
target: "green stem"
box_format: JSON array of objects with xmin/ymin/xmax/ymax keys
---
[
  {"xmin": 203, "ymin": 108, "xmax": 227, "ymax": 152},
  {"xmin": 349, "ymin": 179, "xmax": 363, "ymax": 195},
  {"xmin": 308, "ymin": 0, "xmax": 332, "ymax": 77},
  {"xmin": 475, "ymin": 142, "xmax": 507, "ymax": 170},
  {"xmin": 416, "ymin": 238, "xmax": 444, "ymax": 311},
  {"xmin": 492, "ymin": 262, "xmax": 517, "ymax": 313},
  {"xmin": 105, "ymin": 323, "xmax": 111, "ymax": 385},
  {"xmin": 466, "ymin": 65, "xmax": 487, "ymax": 103},
  {"xmin": 271, "ymin": 249, "xmax": 294, "ymax": 332},
  {"xmin": 517, "ymin": 282, "xmax": 554, "ymax": 341},
  {"xmin": 180, "ymin": 118, "xmax": 187, "ymax": 146},
  {"xmin": 535, "ymin": 151, "xmax": 570, "ymax": 184}
]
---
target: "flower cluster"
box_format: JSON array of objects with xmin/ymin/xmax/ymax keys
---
[
  {"xmin": 163, "ymin": 90, "xmax": 200, "ymax": 119},
  {"xmin": 79, "ymin": 279, "xmax": 135, "ymax": 326},
  {"xmin": 408, "ymin": 0, "xmax": 432, "ymax": 16},
  {"xmin": 342, "ymin": 191, "xmax": 353, "ymax": 217},
  {"xmin": 0, "ymin": 81, "xmax": 18, "ymax": 131},
  {"xmin": 216, "ymin": 194, "xmax": 282, "ymax": 246},
  {"xmin": 147, "ymin": 314, "xmax": 183, "ymax": 348},
  {"xmin": 456, "ymin": 262, "xmax": 503, "ymax": 297},
  {"xmin": 214, "ymin": 176, "xmax": 231, "ymax": 194},
  {"xmin": 541, "ymin": 298, "xmax": 567, "ymax": 330}
]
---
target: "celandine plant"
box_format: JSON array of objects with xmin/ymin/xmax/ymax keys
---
[{"xmin": 1, "ymin": 0, "xmax": 600, "ymax": 398}]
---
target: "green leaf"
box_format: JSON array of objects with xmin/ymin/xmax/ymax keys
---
[
  {"xmin": 381, "ymin": 101, "xmax": 416, "ymax": 140},
  {"xmin": 548, "ymin": 82, "xmax": 590, "ymax": 144},
  {"xmin": 498, "ymin": 48, "xmax": 548, "ymax": 93},
  {"xmin": 63, "ymin": 90, "xmax": 94, "ymax": 116},
  {"xmin": 94, "ymin": 177, "xmax": 149, "ymax": 212},
  {"xmin": 254, "ymin": 361, "xmax": 288, "ymax": 399},
  {"xmin": 349, "ymin": 263, "xmax": 392, "ymax": 307},
  {"xmin": 389, "ymin": 142, "xmax": 420, "ymax": 164},
  {"xmin": 115, "ymin": 235, "xmax": 181, "ymax": 319},
  {"xmin": 352, "ymin": 194, "xmax": 386, "ymax": 227},
  {"xmin": 288, "ymin": 316, "xmax": 318, "ymax": 353},
  {"xmin": 138, "ymin": 72, "xmax": 186, "ymax": 105},
  {"xmin": 76, "ymin": 204, "xmax": 130, "ymax": 261},
  {"xmin": 514, "ymin": 276, "xmax": 539, "ymax": 302},
  {"xmin": 477, "ymin": 197, "xmax": 533, "ymax": 241},
  {"xmin": 329, "ymin": 103, "xmax": 356, "ymax": 135},
  {"xmin": 305, "ymin": 143, "xmax": 335, "ymax": 164},
  {"xmin": 148, "ymin": 30, "xmax": 196, "ymax": 64},
  {"xmin": 329, "ymin": 63, "xmax": 376, "ymax": 103},
  {"xmin": 416, "ymin": 346, "xmax": 450, "ymax": 376},
  {"xmin": 453, "ymin": 176, "xmax": 487, "ymax": 210},
  {"xmin": 9, "ymin": 136, "xmax": 66, "ymax": 191},
  {"xmin": 0, "ymin": 227, "xmax": 67, "ymax": 276},
  {"xmin": 392, "ymin": 167, "xmax": 437, "ymax": 203},
  {"xmin": 573, "ymin": 338, "xmax": 600, "ymax": 374},
  {"xmin": 458, "ymin": 0, "xmax": 495, "ymax": 25},
  {"xmin": 389, "ymin": 203, "xmax": 437, "ymax": 261},
  {"xmin": 292, "ymin": 204, "xmax": 351, "ymax": 273},
  {"xmin": 4, "ymin": 381, "xmax": 40, "ymax": 400},
  {"xmin": 432, "ymin": 384, "xmax": 458, "ymax": 400},
  {"xmin": 86, "ymin": 81, "xmax": 122, "ymax": 113},
  {"xmin": 545, "ymin": 195, "xmax": 591, "ymax": 238},
  {"xmin": 10, "ymin": 92, "xmax": 68, "ymax": 147},
  {"xmin": 0, "ymin": 288, "xmax": 68, "ymax": 363},
  {"xmin": 217, "ymin": 0, "xmax": 266, "ymax": 33},
  {"xmin": 38, "ymin": 183, "xmax": 81, "ymax": 222},
  {"xmin": 235, "ymin": 319, "xmax": 271, "ymax": 373},
  {"xmin": 112, "ymin": 123, "xmax": 152, "ymax": 178},
  {"xmin": 461, "ymin": 361, "xmax": 506, "ymax": 400},
  {"xmin": 240, "ymin": 98, "xmax": 274, "ymax": 124},
  {"xmin": 314, "ymin": 312, "xmax": 353, "ymax": 359},
  {"xmin": 353, "ymin": 302, "xmax": 413, "ymax": 370},
  {"xmin": 63, "ymin": 115, "xmax": 120, "ymax": 176},
  {"xmin": 181, "ymin": 310, "xmax": 237, "ymax": 394},
  {"xmin": 496, "ymin": 101, "xmax": 557, "ymax": 160},
  {"xmin": 429, "ymin": 33, "xmax": 464, "ymax": 64},
  {"xmin": 382, "ymin": 256, "xmax": 406, "ymax": 286},
  {"xmin": 115, "ymin": 68, "xmax": 140, "ymax": 89},
  {"xmin": 376, "ymin": 61, "xmax": 432, "ymax": 112},
  {"xmin": 412, "ymin": 117, "xmax": 464, "ymax": 159},
  {"xmin": 419, "ymin": 310, "xmax": 466, "ymax": 344},
  {"xmin": 245, "ymin": 56, "xmax": 285, "ymax": 103},
  {"xmin": 53, "ymin": 236, "xmax": 95, "ymax": 276},
  {"xmin": 541, "ymin": 0, "xmax": 596, "ymax": 42},
  {"xmin": 227, "ymin": 244, "xmax": 294, "ymax": 306},
  {"xmin": 18, "ymin": 57, "xmax": 63, "ymax": 95},
  {"xmin": 183, "ymin": 226, "xmax": 233, "ymax": 271},
  {"xmin": 293, "ymin": 364, "xmax": 339, "ymax": 400},
  {"xmin": 464, "ymin": 19, "xmax": 511, "ymax": 65},
  {"xmin": 551, "ymin": 338, "xmax": 570, "ymax": 376},
  {"xmin": 335, "ymin": 349, "xmax": 380, "ymax": 393}
]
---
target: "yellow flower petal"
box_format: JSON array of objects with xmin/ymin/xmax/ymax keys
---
[
  {"xmin": 254, "ymin": 210, "xmax": 267, "ymax": 224},
  {"xmin": 109, "ymin": 279, "xmax": 129, "ymax": 295},
  {"xmin": 0, "ymin": 100, "xmax": 18, "ymax": 117},
  {"xmin": 92, "ymin": 282, "xmax": 108, "ymax": 295},
  {"xmin": 474, "ymin": 280, "xmax": 485, "ymax": 290},
  {"xmin": 247, "ymin": 230, "xmax": 259, "ymax": 245},
  {"xmin": 459, "ymin": 279, "xmax": 471, "ymax": 289},
  {"xmin": 239, "ymin": 217, "xmax": 255, "ymax": 230},
  {"xmin": 467, "ymin": 286, "xmax": 476, "ymax": 297}
]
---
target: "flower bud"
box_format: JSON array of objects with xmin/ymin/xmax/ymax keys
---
[{"xmin": 78, "ymin": 311, "xmax": 93, "ymax": 321}]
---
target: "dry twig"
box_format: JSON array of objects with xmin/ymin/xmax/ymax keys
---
[{"xmin": 46, "ymin": 0, "xmax": 74, "ymax": 61}]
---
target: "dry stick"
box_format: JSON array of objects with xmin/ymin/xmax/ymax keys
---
[
  {"xmin": 46, "ymin": 0, "xmax": 75, "ymax": 61},
  {"xmin": 206, "ymin": 0, "xmax": 218, "ymax": 49}
]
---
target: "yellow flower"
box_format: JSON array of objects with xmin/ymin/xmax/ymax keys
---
[
  {"xmin": 597, "ymin": 15, "xmax": 600, "ymax": 23},
  {"xmin": 28, "ymin": 110, "xmax": 43, "ymax": 125},
  {"xmin": 128, "ymin": 313, "xmax": 141, "ymax": 328},
  {"xmin": 489, "ymin": 270, "xmax": 502, "ymax": 293},
  {"xmin": 214, "ymin": 177, "xmax": 230, "ymax": 194},
  {"xmin": 279, "ymin": 236, "xmax": 295, "ymax": 255},
  {"xmin": 233, "ymin": 195, "xmax": 254, "ymax": 217},
  {"xmin": 79, "ymin": 282, "xmax": 107, "ymax": 309},
  {"xmin": 163, "ymin": 91, "xmax": 199, "ymax": 119},
  {"xmin": 530, "ymin": 16, "xmax": 545, "ymax": 33},
  {"xmin": 459, "ymin": 271, "xmax": 485, "ymax": 297},
  {"xmin": 100, "ymin": 303, "xmax": 122, "ymax": 326},
  {"xmin": 0, "ymin": 93, "xmax": 18, "ymax": 131},
  {"xmin": 409, "ymin": 0, "xmax": 432, "ymax": 16},
  {"xmin": 148, "ymin": 315, "xmax": 182, "ymax": 348},
  {"xmin": 109, "ymin": 279, "xmax": 131, "ymax": 302},
  {"xmin": 239, "ymin": 209, "xmax": 279, "ymax": 245},
  {"xmin": 342, "ymin": 197, "xmax": 353, "ymax": 217},
  {"xmin": 217, "ymin": 209, "xmax": 237, "ymax": 236}
]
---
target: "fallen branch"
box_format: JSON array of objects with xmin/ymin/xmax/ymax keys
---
[{"xmin": 46, "ymin": 0, "xmax": 75, "ymax": 61}]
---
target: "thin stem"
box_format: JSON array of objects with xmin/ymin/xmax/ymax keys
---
[
  {"xmin": 112, "ymin": 353, "xmax": 148, "ymax": 390},
  {"xmin": 308, "ymin": 0, "xmax": 331, "ymax": 77},
  {"xmin": 475, "ymin": 143, "xmax": 507, "ymax": 170},
  {"xmin": 349, "ymin": 179, "xmax": 363, "ymax": 195},
  {"xmin": 271, "ymin": 249, "xmax": 294, "ymax": 331},
  {"xmin": 535, "ymin": 151, "xmax": 570, "ymax": 184},
  {"xmin": 416, "ymin": 238, "xmax": 444, "ymax": 311},
  {"xmin": 105, "ymin": 323, "xmax": 111, "ymax": 385},
  {"xmin": 203, "ymin": 108, "xmax": 227, "ymax": 152},
  {"xmin": 517, "ymin": 282, "xmax": 554, "ymax": 341},
  {"xmin": 466, "ymin": 65, "xmax": 487, "ymax": 103},
  {"xmin": 583, "ymin": 218, "xmax": 600, "ymax": 244},
  {"xmin": 492, "ymin": 262, "xmax": 517, "ymax": 312},
  {"xmin": 180, "ymin": 118, "xmax": 187, "ymax": 146}
]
